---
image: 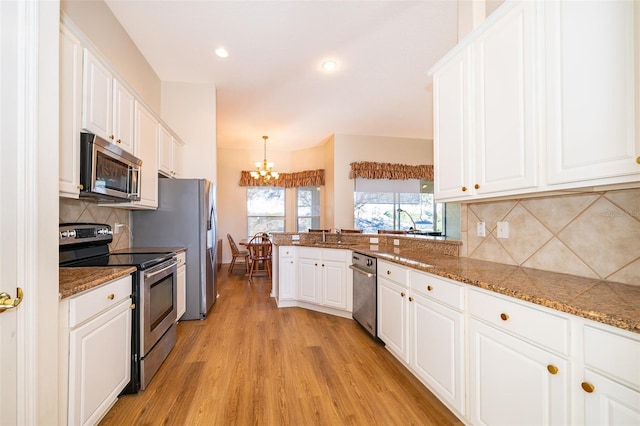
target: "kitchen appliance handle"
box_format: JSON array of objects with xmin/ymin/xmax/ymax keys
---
[
  {"xmin": 349, "ymin": 264, "xmax": 376, "ymax": 278},
  {"xmin": 144, "ymin": 259, "xmax": 178, "ymax": 279}
]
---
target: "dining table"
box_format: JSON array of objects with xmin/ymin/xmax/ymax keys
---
[{"xmin": 239, "ymin": 238, "xmax": 272, "ymax": 277}]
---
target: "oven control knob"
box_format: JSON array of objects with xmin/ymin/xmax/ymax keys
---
[
  {"xmin": 97, "ymin": 228, "xmax": 112, "ymax": 235},
  {"xmin": 60, "ymin": 230, "xmax": 76, "ymax": 238}
]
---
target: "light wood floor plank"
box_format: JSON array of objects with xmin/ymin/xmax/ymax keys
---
[{"xmin": 99, "ymin": 269, "xmax": 463, "ymax": 426}]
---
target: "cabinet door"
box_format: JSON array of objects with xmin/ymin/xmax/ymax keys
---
[
  {"xmin": 133, "ymin": 102, "xmax": 158, "ymax": 209},
  {"xmin": 411, "ymin": 293, "xmax": 465, "ymax": 414},
  {"xmin": 172, "ymin": 139, "xmax": 183, "ymax": 177},
  {"xmin": 582, "ymin": 369, "xmax": 640, "ymax": 426},
  {"xmin": 321, "ymin": 259, "xmax": 347, "ymax": 310},
  {"xmin": 279, "ymin": 255, "xmax": 296, "ymax": 301},
  {"xmin": 469, "ymin": 319, "xmax": 569, "ymax": 426},
  {"xmin": 68, "ymin": 298, "xmax": 131, "ymax": 426},
  {"xmin": 433, "ymin": 48, "xmax": 473, "ymax": 201},
  {"xmin": 59, "ymin": 26, "xmax": 82, "ymax": 198},
  {"xmin": 158, "ymin": 124, "xmax": 173, "ymax": 176},
  {"xmin": 474, "ymin": 1, "xmax": 538, "ymax": 195},
  {"xmin": 546, "ymin": 1, "xmax": 639, "ymax": 185},
  {"xmin": 377, "ymin": 276, "xmax": 409, "ymax": 363},
  {"xmin": 82, "ymin": 49, "xmax": 112, "ymax": 141},
  {"xmin": 298, "ymin": 258, "xmax": 320, "ymax": 304},
  {"xmin": 112, "ymin": 80, "xmax": 135, "ymax": 154}
]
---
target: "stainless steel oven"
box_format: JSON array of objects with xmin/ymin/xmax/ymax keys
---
[
  {"xmin": 59, "ymin": 223, "xmax": 178, "ymax": 393},
  {"xmin": 139, "ymin": 257, "xmax": 178, "ymax": 389}
]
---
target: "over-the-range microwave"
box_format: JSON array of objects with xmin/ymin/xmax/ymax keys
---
[{"xmin": 79, "ymin": 132, "xmax": 142, "ymax": 202}]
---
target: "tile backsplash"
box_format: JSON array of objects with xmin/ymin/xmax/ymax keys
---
[
  {"xmin": 59, "ymin": 198, "xmax": 131, "ymax": 251},
  {"xmin": 459, "ymin": 188, "xmax": 639, "ymax": 286}
]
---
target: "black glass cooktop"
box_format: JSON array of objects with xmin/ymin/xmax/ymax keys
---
[{"xmin": 63, "ymin": 252, "xmax": 174, "ymax": 270}]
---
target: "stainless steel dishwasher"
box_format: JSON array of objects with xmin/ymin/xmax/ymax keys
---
[{"xmin": 350, "ymin": 252, "xmax": 377, "ymax": 339}]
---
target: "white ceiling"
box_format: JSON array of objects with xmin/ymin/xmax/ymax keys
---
[{"xmin": 105, "ymin": 0, "xmax": 459, "ymax": 151}]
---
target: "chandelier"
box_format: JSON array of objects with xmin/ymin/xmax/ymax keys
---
[{"xmin": 250, "ymin": 135, "xmax": 279, "ymax": 182}]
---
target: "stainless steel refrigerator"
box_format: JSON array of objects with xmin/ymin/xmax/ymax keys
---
[{"xmin": 132, "ymin": 178, "xmax": 217, "ymax": 320}]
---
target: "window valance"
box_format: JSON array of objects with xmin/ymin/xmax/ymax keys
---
[
  {"xmin": 239, "ymin": 169, "xmax": 325, "ymax": 188},
  {"xmin": 349, "ymin": 161, "xmax": 434, "ymax": 181}
]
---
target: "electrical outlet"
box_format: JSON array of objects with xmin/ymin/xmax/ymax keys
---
[
  {"xmin": 477, "ymin": 222, "xmax": 486, "ymax": 237},
  {"xmin": 370, "ymin": 237, "xmax": 379, "ymax": 244},
  {"xmin": 114, "ymin": 223, "xmax": 123, "ymax": 234},
  {"xmin": 291, "ymin": 234, "xmax": 300, "ymax": 241},
  {"xmin": 497, "ymin": 221, "xmax": 509, "ymax": 239},
  {"xmin": 393, "ymin": 239, "xmax": 400, "ymax": 246}
]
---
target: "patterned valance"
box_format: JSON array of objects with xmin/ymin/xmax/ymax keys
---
[
  {"xmin": 349, "ymin": 161, "xmax": 434, "ymax": 181},
  {"xmin": 239, "ymin": 169, "xmax": 325, "ymax": 188}
]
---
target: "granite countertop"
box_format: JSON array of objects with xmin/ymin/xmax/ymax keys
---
[
  {"xmin": 59, "ymin": 266, "xmax": 137, "ymax": 299},
  {"xmin": 283, "ymin": 241, "xmax": 640, "ymax": 334}
]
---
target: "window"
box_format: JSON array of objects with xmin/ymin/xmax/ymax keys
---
[
  {"xmin": 354, "ymin": 178, "xmax": 445, "ymax": 234},
  {"xmin": 247, "ymin": 187, "xmax": 285, "ymax": 236},
  {"xmin": 296, "ymin": 186, "xmax": 321, "ymax": 231}
]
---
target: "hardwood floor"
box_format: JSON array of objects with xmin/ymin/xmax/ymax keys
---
[{"xmin": 100, "ymin": 268, "xmax": 463, "ymax": 426}]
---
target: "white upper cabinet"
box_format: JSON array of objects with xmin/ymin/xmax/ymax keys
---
[
  {"xmin": 132, "ymin": 102, "xmax": 159, "ymax": 209},
  {"xmin": 158, "ymin": 124, "xmax": 183, "ymax": 178},
  {"xmin": 82, "ymin": 49, "xmax": 135, "ymax": 155},
  {"xmin": 431, "ymin": 0, "xmax": 640, "ymax": 202},
  {"xmin": 473, "ymin": 0, "xmax": 539, "ymax": 195},
  {"xmin": 545, "ymin": 0, "xmax": 640, "ymax": 186},
  {"xmin": 433, "ymin": 49, "xmax": 473, "ymax": 200},
  {"xmin": 432, "ymin": 1, "xmax": 540, "ymax": 202},
  {"xmin": 59, "ymin": 25, "xmax": 82, "ymax": 199}
]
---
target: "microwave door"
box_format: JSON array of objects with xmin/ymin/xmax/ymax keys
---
[{"xmin": 93, "ymin": 146, "xmax": 134, "ymax": 199}]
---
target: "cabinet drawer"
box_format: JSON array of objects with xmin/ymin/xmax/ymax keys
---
[
  {"xmin": 378, "ymin": 260, "xmax": 408, "ymax": 287},
  {"xmin": 322, "ymin": 248, "xmax": 349, "ymax": 262},
  {"xmin": 583, "ymin": 324, "xmax": 640, "ymax": 391},
  {"xmin": 410, "ymin": 270, "xmax": 464, "ymax": 310},
  {"xmin": 69, "ymin": 275, "xmax": 132, "ymax": 328},
  {"xmin": 298, "ymin": 247, "xmax": 321, "ymax": 259},
  {"xmin": 468, "ymin": 288, "xmax": 569, "ymax": 355},
  {"xmin": 279, "ymin": 247, "xmax": 295, "ymax": 258},
  {"xmin": 176, "ymin": 251, "xmax": 186, "ymax": 266}
]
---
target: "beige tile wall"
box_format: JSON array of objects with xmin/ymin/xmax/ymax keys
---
[
  {"xmin": 59, "ymin": 198, "xmax": 131, "ymax": 251},
  {"xmin": 460, "ymin": 188, "xmax": 640, "ymax": 286}
]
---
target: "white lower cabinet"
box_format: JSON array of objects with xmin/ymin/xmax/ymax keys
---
[
  {"xmin": 276, "ymin": 246, "xmax": 351, "ymax": 317},
  {"xmin": 468, "ymin": 319, "xmax": 569, "ymax": 425},
  {"xmin": 577, "ymin": 322, "xmax": 640, "ymax": 426},
  {"xmin": 278, "ymin": 247, "xmax": 297, "ymax": 301},
  {"xmin": 59, "ymin": 275, "xmax": 132, "ymax": 426},
  {"xmin": 410, "ymin": 290, "xmax": 465, "ymax": 415},
  {"xmin": 377, "ymin": 274, "xmax": 410, "ymax": 362}
]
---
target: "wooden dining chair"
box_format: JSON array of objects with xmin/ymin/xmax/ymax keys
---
[
  {"xmin": 227, "ymin": 233, "xmax": 249, "ymax": 274},
  {"xmin": 339, "ymin": 229, "xmax": 363, "ymax": 233},
  {"xmin": 308, "ymin": 229, "xmax": 331, "ymax": 233},
  {"xmin": 247, "ymin": 233, "xmax": 273, "ymax": 280},
  {"xmin": 377, "ymin": 229, "xmax": 408, "ymax": 235}
]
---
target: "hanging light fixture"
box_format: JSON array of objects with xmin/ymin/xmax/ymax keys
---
[{"xmin": 250, "ymin": 135, "xmax": 279, "ymax": 182}]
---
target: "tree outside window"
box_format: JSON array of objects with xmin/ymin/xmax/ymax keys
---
[
  {"xmin": 297, "ymin": 186, "xmax": 320, "ymax": 231},
  {"xmin": 247, "ymin": 187, "xmax": 285, "ymax": 236},
  {"xmin": 354, "ymin": 178, "xmax": 444, "ymax": 234}
]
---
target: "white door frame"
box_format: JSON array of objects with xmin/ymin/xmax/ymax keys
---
[{"xmin": 0, "ymin": 1, "xmax": 60, "ymax": 424}]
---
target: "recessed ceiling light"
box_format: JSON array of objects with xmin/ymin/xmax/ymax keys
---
[
  {"xmin": 322, "ymin": 60, "xmax": 338, "ymax": 71},
  {"xmin": 215, "ymin": 47, "xmax": 229, "ymax": 58}
]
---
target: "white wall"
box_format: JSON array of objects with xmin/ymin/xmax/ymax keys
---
[
  {"xmin": 161, "ymin": 82, "xmax": 217, "ymax": 184},
  {"xmin": 60, "ymin": 0, "xmax": 161, "ymax": 112},
  {"xmin": 217, "ymin": 145, "xmax": 325, "ymax": 262}
]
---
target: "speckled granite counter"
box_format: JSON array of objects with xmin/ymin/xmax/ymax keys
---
[
  {"xmin": 280, "ymin": 241, "xmax": 640, "ymax": 334},
  {"xmin": 59, "ymin": 267, "xmax": 136, "ymax": 299}
]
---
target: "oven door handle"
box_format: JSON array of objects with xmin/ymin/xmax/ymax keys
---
[
  {"xmin": 144, "ymin": 259, "xmax": 178, "ymax": 279},
  {"xmin": 349, "ymin": 264, "xmax": 376, "ymax": 278}
]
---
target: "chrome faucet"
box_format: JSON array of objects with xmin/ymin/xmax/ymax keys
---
[
  {"xmin": 336, "ymin": 228, "xmax": 342, "ymax": 243},
  {"xmin": 322, "ymin": 229, "xmax": 326, "ymax": 242},
  {"xmin": 397, "ymin": 208, "xmax": 417, "ymax": 231}
]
